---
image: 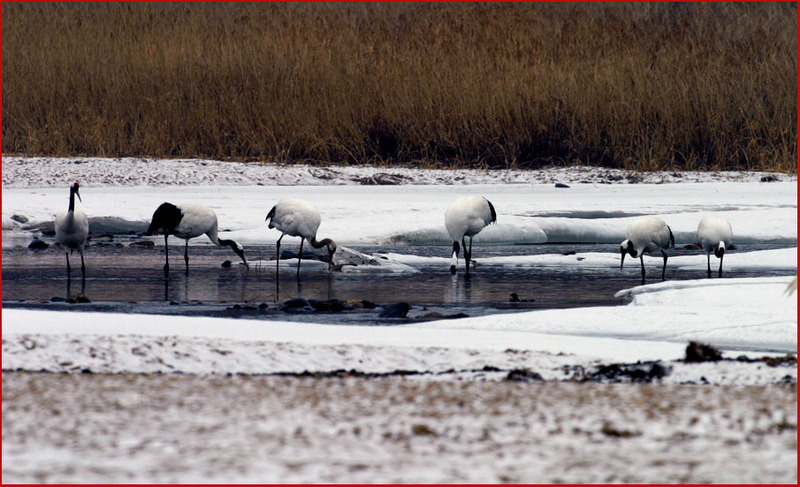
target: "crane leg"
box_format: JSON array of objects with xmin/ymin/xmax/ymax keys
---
[
  {"xmin": 297, "ymin": 238, "xmax": 304, "ymax": 279},
  {"xmin": 164, "ymin": 234, "xmax": 170, "ymax": 274},
  {"xmin": 640, "ymin": 256, "xmax": 646, "ymax": 285},
  {"xmin": 468, "ymin": 237, "xmax": 474, "ymax": 269},
  {"xmin": 707, "ymin": 254, "xmax": 712, "ymax": 278},
  {"xmin": 184, "ymin": 240, "xmax": 190, "ymax": 271},
  {"xmin": 718, "ymin": 254, "xmax": 724, "ymax": 277},
  {"xmin": 65, "ymin": 252, "xmax": 71, "ymax": 276},
  {"xmin": 80, "ymin": 250, "xmax": 86, "ymax": 279},
  {"xmin": 661, "ymin": 249, "xmax": 668, "ymax": 281},
  {"xmin": 276, "ymin": 234, "xmax": 284, "ymax": 276},
  {"xmin": 462, "ymin": 237, "xmax": 470, "ymax": 275}
]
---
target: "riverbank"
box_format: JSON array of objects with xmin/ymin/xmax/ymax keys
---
[{"xmin": 2, "ymin": 372, "xmax": 796, "ymax": 483}]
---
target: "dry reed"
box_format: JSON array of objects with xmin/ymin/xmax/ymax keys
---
[{"xmin": 2, "ymin": 2, "xmax": 796, "ymax": 171}]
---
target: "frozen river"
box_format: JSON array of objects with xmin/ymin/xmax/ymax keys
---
[
  {"xmin": 2, "ymin": 158, "xmax": 796, "ymax": 483},
  {"xmin": 2, "ymin": 241, "xmax": 796, "ymax": 326}
]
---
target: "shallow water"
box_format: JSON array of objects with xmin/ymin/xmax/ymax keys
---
[{"xmin": 2, "ymin": 241, "xmax": 795, "ymax": 325}]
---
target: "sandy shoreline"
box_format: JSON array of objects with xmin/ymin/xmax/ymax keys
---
[{"xmin": 2, "ymin": 372, "xmax": 796, "ymax": 483}]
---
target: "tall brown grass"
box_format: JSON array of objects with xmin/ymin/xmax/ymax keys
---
[{"xmin": 2, "ymin": 2, "xmax": 796, "ymax": 171}]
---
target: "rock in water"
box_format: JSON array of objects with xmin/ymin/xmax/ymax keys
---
[
  {"xmin": 28, "ymin": 237, "xmax": 49, "ymax": 250},
  {"xmin": 309, "ymin": 299, "xmax": 346, "ymax": 312},
  {"xmin": 66, "ymin": 294, "xmax": 91, "ymax": 304},
  {"xmin": 129, "ymin": 240, "xmax": 155, "ymax": 247},
  {"xmin": 379, "ymin": 302, "xmax": 411, "ymax": 318},
  {"xmin": 279, "ymin": 298, "xmax": 314, "ymax": 313},
  {"xmin": 347, "ymin": 300, "xmax": 376, "ymax": 309}
]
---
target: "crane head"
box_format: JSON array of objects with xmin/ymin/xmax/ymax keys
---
[
  {"xmin": 71, "ymin": 182, "xmax": 82, "ymax": 203},
  {"xmin": 620, "ymin": 239, "xmax": 636, "ymax": 268}
]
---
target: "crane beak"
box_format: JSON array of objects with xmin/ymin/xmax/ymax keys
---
[{"xmin": 76, "ymin": 188, "xmax": 82, "ymax": 203}]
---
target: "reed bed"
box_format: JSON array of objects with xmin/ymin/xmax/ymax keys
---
[{"xmin": 2, "ymin": 2, "xmax": 796, "ymax": 171}]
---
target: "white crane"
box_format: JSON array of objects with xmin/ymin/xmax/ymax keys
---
[
  {"xmin": 697, "ymin": 215, "xmax": 733, "ymax": 278},
  {"xmin": 445, "ymin": 196, "xmax": 497, "ymax": 275},
  {"xmin": 265, "ymin": 198, "xmax": 337, "ymax": 278},
  {"xmin": 55, "ymin": 182, "xmax": 89, "ymax": 278},
  {"xmin": 620, "ymin": 216, "xmax": 675, "ymax": 285},
  {"xmin": 144, "ymin": 202, "xmax": 248, "ymax": 273}
]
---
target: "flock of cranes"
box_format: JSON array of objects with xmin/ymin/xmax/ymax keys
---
[{"xmin": 54, "ymin": 182, "xmax": 734, "ymax": 284}]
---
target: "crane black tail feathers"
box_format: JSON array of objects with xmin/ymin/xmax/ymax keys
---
[
  {"xmin": 668, "ymin": 226, "xmax": 675, "ymax": 248},
  {"xmin": 265, "ymin": 205, "xmax": 277, "ymax": 228},
  {"xmin": 145, "ymin": 202, "xmax": 182, "ymax": 236},
  {"xmin": 486, "ymin": 199, "xmax": 497, "ymax": 224}
]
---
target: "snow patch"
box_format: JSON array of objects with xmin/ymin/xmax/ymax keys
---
[{"xmin": 3, "ymin": 156, "xmax": 794, "ymax": 188}]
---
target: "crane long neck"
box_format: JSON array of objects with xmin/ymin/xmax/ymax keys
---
[
  {"xmin": 68, "ymin": 188, "xmax": 76, "ymax": 213},
  {"xmin": 206, "ymin": 225, "xmax": 220, "ymax": 245},
  {"xmin": 218, "ymin": 237, "xmax": 249, "ymax": 268},
  {"xmin": 310, "ymin": 237, "xmax": 335, "ymax": 250}
]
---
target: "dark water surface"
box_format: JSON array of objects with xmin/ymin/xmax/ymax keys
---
[{"xmin": 2, "ymin": 241, "xmax": 794, "ymax": 325}]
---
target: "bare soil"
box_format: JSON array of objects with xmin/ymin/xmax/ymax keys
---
[{"xmin": 2, "ymin": 372, "xmax": 796, "ymax": 483}]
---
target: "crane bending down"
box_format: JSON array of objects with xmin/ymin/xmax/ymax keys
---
[
  {"xmin": 265, "ymin": 198, "xmax": 337, "ymax": 278},
  {"xmin": 620, "ymin": 216, "xmax": 675, "ymax": 285},
  {"xmin": 445, "ymin": 196, "xmax": 497, "ymax": 275},
  {"xmin": 144, "ymin": 202, "xmax": 248, "ymax": 274},
  {"xmin": 55, "ymin": 182, "xmax": 89, "ymax": 278},
  {"xmin": 697, "ymin": 216, "xmax": 733, "ymax": 278}
]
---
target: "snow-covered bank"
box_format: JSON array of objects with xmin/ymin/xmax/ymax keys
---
[
  {"xmin": 411, "ymin": 277, "xmax": 796, "ymax": 354},
  {"xmin": 4, "ymin": 276, "xmax": 796, "ymax": 385},
  {"xmin": 3, "ymin": 156, "xmax": 794, "ymax": 188},
  {"xmin": 3, "ymin": 181, "xmax": 796, "ymax": 247},
  {"xmin": 377, "ymin": 247, "xmax": 797, "ymax": 273}
]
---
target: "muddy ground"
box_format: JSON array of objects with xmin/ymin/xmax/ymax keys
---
[{"xmin": 2, "ymin": 372, "xmax": 796, "ymax": 483}]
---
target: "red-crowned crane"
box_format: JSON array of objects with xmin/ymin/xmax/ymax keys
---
[
  {"xmin": 55, "ymin": 182, "xmax": 89, "ymax": 278},
  {"xmin": 265, "ymin": 198, "xmax": 337, "ymax": 279},
  {"xmin": 620, "ymin": 216, "xmax": 675, "ymax": 285},
  {"xmin": 697, "ymin": 215, "xmax": 733, "ymax": 278},
  {"xmin": 145, "ymin": 202, "xmax": 248, "ymax": 274},
  {"xmin": 445, "ymin": 195, "xmax": 497, "ymax": 275}
]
